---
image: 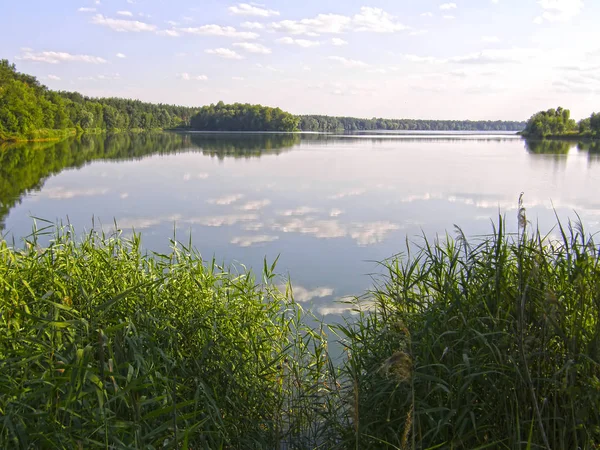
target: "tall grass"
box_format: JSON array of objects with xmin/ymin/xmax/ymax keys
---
[
  {"xmin": 335, "ymin": 209, "xmax": 600, "ymax": 449},
  {"xmin": 0, "ymin": 222, "xmax": 331, "ymax": 449},
  {"xmin": 1, "ymin": 213, "xmax": 599, "ymax": 449}
]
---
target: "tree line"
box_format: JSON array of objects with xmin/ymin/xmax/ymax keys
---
[
  {"xmin": 298, "ymin": 115, "xmax": 526, "ymax": 132},
  {"xmin": 0, "ymin": 60, "xmax": 198, "ymax": 141},
  {"xmin": 522, "ymin": 106, "xmax": 600, "ymax": 138},
  {"xmin": 2, "ymin": 59, "xmax": 533, "ymax": 141}
]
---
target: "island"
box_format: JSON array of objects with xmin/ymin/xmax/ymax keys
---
[{"xmin": 520, "ymin": 106, "xmax": 600, "ymax": 139}]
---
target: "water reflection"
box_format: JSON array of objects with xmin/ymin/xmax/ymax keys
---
[
  {"xmin": 524, "ymin": 139, "xmax": 572, "ymax": 155},
  {"xmin": 0, "ymin": 132, "xmax": 299, "ymax": 229},
  {"xmin": 3, "ymin": 132, "xmax": 600, "ymax": 321}
]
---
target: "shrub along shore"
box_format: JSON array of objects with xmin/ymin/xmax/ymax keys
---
[{"xmin": 1, "ymin": 212, "xmax": 599, "ymax": 449}]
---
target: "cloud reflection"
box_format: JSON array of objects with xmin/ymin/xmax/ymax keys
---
[
  {"xmin": 41, "ymin": 187, "xmax": 109, "ymax": 199},
  {"xmin": 238, "ymin": 199, "xmax": 271, "ymax": 211},
  {"xmin": 272, "ymin": 217, "xmax": 400, "ymax": 245},
  {"xmin": 208, "ymin": 194, "xmax": 244, "ymax": 205},
  {"xmin": 189, "ymin": 214, "xmax": 259, "ymax": 227},
  {"xmin": 279, "ymin": 284, "xmax": 335, "ymax": 302},
  {"xmin": 230, "ymin": 235, "xmax": 279, "ymax": 247},
  {"xmin": 328, "ymin": 188, "xmax": 366, "ymax": 200},
  {"xmin": 278, "ymin": 206, "xmax": 320, "ymax": 216}
]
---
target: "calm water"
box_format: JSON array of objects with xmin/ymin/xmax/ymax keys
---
[{"xmin": 2, "ymin": 133, "xmax": 600, "ymax": 318}]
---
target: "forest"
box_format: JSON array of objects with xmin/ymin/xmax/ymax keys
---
[
  {"xmin": 521, "ymin": 106, "xmax": 600, "ymax": 138},
  {"xmin": 189, "ymin": 101, "xmax": 298, "ymax": 132},
  {"xmin": 298, "ymin": 114, "xmax": 526, "ymax": 132},
  {"xmin": 0, "ymin": 60, "xmax": 198, "ymax": 141},
  {"xmin": 1, "ymin": 60, "xmax": 531, "ymax": 141}
]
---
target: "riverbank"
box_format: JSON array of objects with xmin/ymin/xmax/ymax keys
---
[
  {"xmin": 520, "ymin": 131, "xmax": 599, "ymax": 140},
  {"xmin": 0, "ymin": 128, "xmax": 78, "ymax": 143},
  {"xmin": 0, "ymin": 127, "xmax": 172, "ymax": 144},
  {"xmin": 1, "ymin": 216, "xmax": 598, "ymax": 448}
]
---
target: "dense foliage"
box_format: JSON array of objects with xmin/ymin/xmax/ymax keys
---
[
  {"xmin": 0, "ymin": 226, "xmax": 331, "ymax": 448},
  {"xmin": 299, "ymin": 115, "xmax": 526, "ymax": 132},
  {"xmin": 336, "ymin": 213, "xmax": 600, "ymax": 449},
  {"xmin": 190, "ymin": 101, "xmax": 299, "ymax": 132},
  {"xmin": 1, "ymin": 215, "xmax": 599, "ymax": 448},
  {"xmin": 522, "ymin": 106, "xmax": 600, "ymax": 138},
  {"xmin": 0, "ymin": 60, "xmax": 197, "ymax": 141}
]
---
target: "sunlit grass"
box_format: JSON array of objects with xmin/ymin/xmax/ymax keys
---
[
  {"xmin": 0, "ymin": 221, "xmax": 331, "ymax": 449},
  {"xmin": 334, "ymin": 209, "xmax": 600, "ymax": 449}
]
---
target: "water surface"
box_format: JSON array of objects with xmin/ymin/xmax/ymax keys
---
[{"xmin": 2, "ymin": 132, "xmax": 599, "ymax": 317}]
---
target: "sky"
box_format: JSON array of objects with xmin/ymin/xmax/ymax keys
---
[{"xmin": 1, "ymin": 0, "xmax": 599, "ymax": 120}]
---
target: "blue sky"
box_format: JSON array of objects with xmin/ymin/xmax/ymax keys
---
[{"xmin": 2, "ymin": 0, "xmax": 599, "ymax": 120}]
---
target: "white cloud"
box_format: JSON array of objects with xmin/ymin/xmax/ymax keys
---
[
  {"xmin": 78, "ymin": 7, "xmax": 96, "ymax": 12},
  {"xmin": 157, "ymin": 29, "xmax": 180, "ymax": 37},
  {"xmin": 97, "ymin": 73, "xmax": 121, "ymax": 80},
  {"xmin": 255, "ymin": 63, "xmax": 283, "ymax": 72},
  {"xmin": 208, "ymin": 194, "xmax": 245, "ymax": 205},
  {"xmin": 241, "ymin": 21, "xmax": 265, "ymax": 29},
  {"xmin": 331, "ymin": 37, "xmax": 348, "ymax": 46},
  {"xmin": 328, "ymin": 56, "xmax": 369, "ymax": 68},
  {"xmin": 230, "ymin": 235, "xmax": 279, "ymax": 247},
  {"xmin": 421, "ymin": 12, "xmax": 433, "ymax": 17},
  {"xmin": 228, "ymin": 3, "xmax": 280, "ymax": 17},
  {"xmin": 46, "ymin": 74, "xmax": 61, "ymax": 81},
  {"xmin": 269, "ymin": 7, "xmax": 407, "ymax": 36},
  {"xmin": 409, "ymin": 30, "xmax": 429, "ymax": 36},
  {"xmin": 233, "ymin": 42, "xmax": 272, "ymax": 54},
  {"xmin": 77, "ymin": 73, "xmax": 121, "ymax": 81},
  {"xmin": 277, "ymin": 37, "xmax": 320, "ymax": 48},
  {"xmin": 177, "ymin": 72, "xmax": 208, "ymax": 81},
  {"xmin": 179, "ymin": 25, "xmax": 258, "ymax": 39},
  {"xmin": 352, "ymin": 6, "xmax": 408, "ymax": 33},
  {"xmin": 205, "ymin": 48, "xmax": 244, "ymax": 59},
  {"xmin": 482, "ymin": 36, "xmax": 501, "ymax": 43},
  {"xmin": 232, "ymin": 76, "xmax": 245, "ymax": 80},
  {"xmin": 116, "ymin": 52, "xmax": 126, "ymax": 58},
  {"xmin": 117, "ymin": 10, "xmax": 133, "ymax": 17},
  {"xmin": 534, "ymin": 0, "xmax": 583, "ymax": 23},
  {"xmin": 403, "ymin": 48, "xmax": 535, "ymax": 65},
  {"xmin": 443, "ymin": 15, "xmax": 456, "ymax": 19},
  {"xmin": 330, "ymin": 209, "xmax": 343, "ymax": 217},
  {"xmin": 238, "ymin": 199, "xmax": 271, "ymax": 211},
  {"xmin": 91, "ymin": 14, "xmax": 157, "ymax": 32},
  {"xmin": 440, "ymin": 2, "xmax": 458, "ymax": 10},
  {"xmin": 16, "ymin": 50, "xmax": 107, "ymax": 64}
]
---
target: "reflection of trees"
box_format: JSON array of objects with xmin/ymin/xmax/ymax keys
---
[
  {"xmin": 0, "ymin": 132, "xmax": 301, "ymax": 230},
  {"xmin": 577, "ymin": 141, "xmax": 600, "ymax": 164},
  {"xmin": 188, "ymin": 133, "xmax": 300, "ymax": 158},
  {"xmin": 524, "ymin": 139, "xmax": 573, "ymax": 154}
]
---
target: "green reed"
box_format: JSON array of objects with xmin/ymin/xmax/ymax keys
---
[
  {"xmin": 1, "ymin": 213, "xmax": 599, "ymax": 449},
  {"xmin": 0, "ymin": 221, "xmax": 331, "ymax": 449},
  {"xmin": 334, "ymin": 211, "xmax": 600, "ymax": 449}
]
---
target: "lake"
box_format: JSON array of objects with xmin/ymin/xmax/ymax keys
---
[{"xmin": 2, "ymin": 132, "xmax": 600, "ymax": 318}]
